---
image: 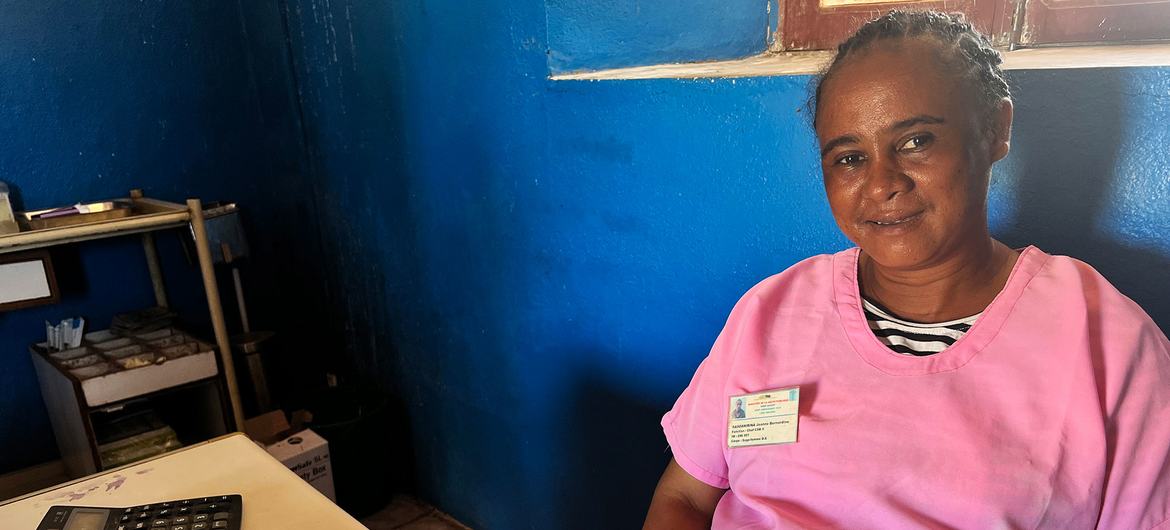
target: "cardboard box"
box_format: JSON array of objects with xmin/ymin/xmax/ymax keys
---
[
  {"xmin": 244, "ymin": 410, "xmax": 336, "ymax": 502},
  {"xmin": 266, "ymin": 429, "xmax": 336, "ymax": 502},
  {"xmin": 244, "ymin": 410, "xmax": 293, "ymax": 445}
]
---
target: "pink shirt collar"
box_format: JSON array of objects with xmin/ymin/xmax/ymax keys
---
[{"xmin": 833, "ymin": 246, "xmax": 1050, "ymax": 375}]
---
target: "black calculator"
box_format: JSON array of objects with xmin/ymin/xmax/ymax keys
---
[{"xmin": 36, "ymin": 494, "xmax": 242, "ymax": 530}]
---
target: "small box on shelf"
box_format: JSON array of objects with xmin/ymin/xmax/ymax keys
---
[{"xmin": 245, "ymin": 410, "xmax": 336, "ymax": 502}]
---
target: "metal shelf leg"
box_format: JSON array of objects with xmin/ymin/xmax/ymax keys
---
[{"xmin": 187, "ymin": 198, "xmax": 246, "ymax": 431}]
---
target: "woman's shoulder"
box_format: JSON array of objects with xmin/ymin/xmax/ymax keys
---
[
  {"xmin": 1027, "ymin": 247, "xmax": 1168, "ymax": 344},
  {"xmin": 1031, "ymin": 249, "xmax": 1148, "ymax": 315},
  {"xmin": 730, "ymin": 250, "xmax": 848, "ymax": 317}
]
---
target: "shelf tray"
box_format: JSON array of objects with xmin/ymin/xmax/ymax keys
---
[
  {"xmin": 0, "ymin": 198, "xmax": 190, "ymax": 254},
  {"xmin": 32, "ymin": 327, "xmax": 220, "ymax": 407}
]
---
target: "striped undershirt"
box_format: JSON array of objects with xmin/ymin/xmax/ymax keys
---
[{"xmin": 862, "ymin": 299, "xmax": 981, "ymax": 357}]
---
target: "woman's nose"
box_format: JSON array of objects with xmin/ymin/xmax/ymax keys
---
[{"xmin": 864, "ymin": 161, "xmax": 914, "ymax": 202}]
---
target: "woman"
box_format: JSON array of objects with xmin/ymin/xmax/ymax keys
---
[{"xmin": 644, "ymin": 11, "xmax": 1170, "ymax": 529}]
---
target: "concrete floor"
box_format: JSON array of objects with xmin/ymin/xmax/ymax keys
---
[{"xmin": 361, "ymin": 496, "xmax": 471, "ymax": 530}]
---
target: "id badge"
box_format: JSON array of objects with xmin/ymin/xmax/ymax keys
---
[{"xmin": 727, "ymin": 386, "xmax": 799, "ymax": 448}]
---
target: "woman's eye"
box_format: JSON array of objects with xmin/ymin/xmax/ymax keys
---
[
  {"xmin": 834, "ymin": 153, "xmax": 864, "ymax": 167},
  {"xmin": 898, "ymin": 134, "xmax": 933, "ymax": 151}
]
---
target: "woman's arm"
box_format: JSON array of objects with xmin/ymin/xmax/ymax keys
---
[{"xmin": 643, "ymin": 458, "xmax": 726, "ymax": 530}]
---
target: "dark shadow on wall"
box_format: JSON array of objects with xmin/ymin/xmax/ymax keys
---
[
  {"xmin": 275, "ymin": 0, "xmax": 418, "ymax": 388},
  {"xmin": 275, "ymin": 3, "xmax": 543, "ymax": 526},
  {"xmin": 998, "ymin": 69, "xmax": 1170, "ymax": 331},
  {"xmin": 182, "ymin": 0, "xmax": 339, "ymax": 407},
  {"xmin": 559, "ymin": 368, "xmax": 674, "ymax": 529}
]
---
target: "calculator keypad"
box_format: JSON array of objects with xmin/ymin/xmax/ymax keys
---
[{"xmin": 107, "ymin": 494, "xmax": 242, "ymax": 530}]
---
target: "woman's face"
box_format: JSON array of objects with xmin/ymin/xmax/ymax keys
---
[{"xmin": 815, "ymin": 38, "xmax": 1011, "ymax": 270}]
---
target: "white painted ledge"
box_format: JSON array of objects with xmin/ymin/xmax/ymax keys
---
[{"xmin": 550, "ymin": 43, "xmax": 1170, "ymax": 81}]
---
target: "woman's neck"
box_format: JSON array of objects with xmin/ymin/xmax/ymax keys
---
[{"xmin": 859, "ymin": 239, "xmax": 1019, "ymax": 323}]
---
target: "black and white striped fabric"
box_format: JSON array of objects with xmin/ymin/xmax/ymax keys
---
[{"xmin": 862, "ymin": 299, "xmax": 980, "ymax": 356}]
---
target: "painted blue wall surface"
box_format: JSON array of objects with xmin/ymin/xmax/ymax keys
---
[
  {"xmin": 0, "ymin": 0, "xmax": 325, "ymax": 472},
  {"xmin": 546, "ymin": 0, "xmax": 768, "ymax": 73},
  {"xmin": 281, "ymin": 1, "xmax": 1169, "ymax": 528},
  {"xmin": 993, "ymin": 69, "xmax": 1170, "ymax": 323}
]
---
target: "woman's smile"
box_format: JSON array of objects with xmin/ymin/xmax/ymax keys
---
[{"xmin": 866, "ymin": 210, "xmax": 924, "ymax": 228}]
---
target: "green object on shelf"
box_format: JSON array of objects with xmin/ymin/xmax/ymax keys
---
[{"xmin": 97, "ymin": 425, "xmax": 183, "ymax": 469}]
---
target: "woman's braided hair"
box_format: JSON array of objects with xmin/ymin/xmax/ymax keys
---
[{"xmin": 812, "ymin": 10, "xmax": 1011, "ymax": 130}]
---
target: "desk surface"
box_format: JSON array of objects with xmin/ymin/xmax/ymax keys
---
[{"xmin": 0, "ymin": 433, "xmax": 365, "ymax": 529}]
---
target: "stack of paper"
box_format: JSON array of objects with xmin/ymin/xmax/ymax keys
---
[
  {"xmin": 45, "ymin": 317, "xmax": 85, "ymax": 351},
  {"xmin": 111, "ymin": 307, "xmax": 176, "ymax": 335}
]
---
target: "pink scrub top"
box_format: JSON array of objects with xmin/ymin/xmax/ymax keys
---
[{"xmin": 663, "ymin": 246, "xmax": 1170, "ymax": 529}]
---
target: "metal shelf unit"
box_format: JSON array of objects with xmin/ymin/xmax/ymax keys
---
[{"xmin": 1, "ymin": 191, "xmax": 246, "ymax": 477}]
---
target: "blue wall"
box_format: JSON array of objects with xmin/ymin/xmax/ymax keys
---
[
  {"xmin": 283, "ymin": 1, "xmax": 1170, "ymax": 528},
  {"xmin": 993, "ymin": 68, "xmax": 1170, "ymax": 323},
  {"xmin": 0, "ymin": 0, "xmax": 329, "ymax": 472},
  {"xmin": 546, "ymin": 0, "xmax": 769, "ymax": 73}
]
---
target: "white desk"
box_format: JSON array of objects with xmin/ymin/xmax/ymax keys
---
[{"xmin": 0, "ymin": 433, "xmax": 366, "ymax": 529}]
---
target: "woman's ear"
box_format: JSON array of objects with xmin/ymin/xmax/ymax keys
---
[{"xmin": 989, "ymin": 98, "xmax": 1013, "ymax": 163}]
